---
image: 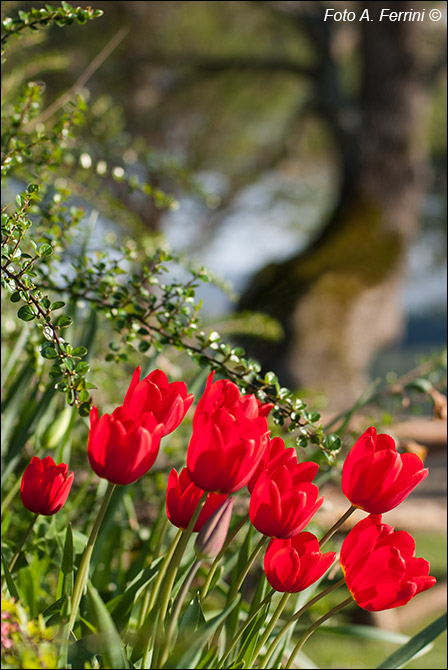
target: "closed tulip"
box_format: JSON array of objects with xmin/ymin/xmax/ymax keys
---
[
  {"xmin": 166, "ymin": 468, "xmax": 228, "ymax": 531},
  {"xmin": 123, "ymin": 367, "xmax": 194, "ymax": 436},
  {"xmin": 20, "ymin": 456, "xmax": 74, "ymax": 516},
  {"xmin": 187, "ymin": 373, "xmax": 270, "ymax": 493},
  {"xmin": 195, "ymin": 497, "xmax": 235, "ymax": 559},
  {"xmin": 88, "ymin": 406, "xmax": 164, "ymax": 485},
  {"xmin": 340, "ymin": 514, "xmax": 436, "ymax": 611},
  {"xmin": 264, "ymin": 532, "xmax": 336, "ymax": 593},
  {"xmin": 342, "ymin": 426, "xmax": 428, "ymax": 513},
  {"xmin": 249, "ymin": 462, "xmax": 323, "ymax": 538}
]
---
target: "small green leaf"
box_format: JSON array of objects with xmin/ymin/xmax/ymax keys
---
[
  {"xmin": 17, "ymin": 305, "xmax": 35, "ymax": 321},
  {"xmin": 41, "ymin": 346, "xmax": 58, "ymax": 359},
  {"xmin": 75, "ymin": 361, "xmax": 90, "ymax": 374},
  {"xmin": 38, "ymin": 243, "xmax": 53, "ymax": 257},
  {"xmin": 72, "ymin": 346, "xmax": 88, "ymax": 357},
  {"xmin": 57, "ymin": 315, "xmax": 72, "ymax": 328}
]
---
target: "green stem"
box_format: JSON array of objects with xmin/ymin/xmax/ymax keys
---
[
  {"xmin": 137, "ymin": 528, "xmax": 182, "ymax": 629},
  {"xmin": 67, "ymin": 481, "xmax": 116, "ymax": 634},
  {"xmin": 319, "ymin": 505, "xmax": 357, "ymax": 548},
  {"xmin": 200, "ymin": 512, "xmax": 249, "ymax": 600},
  {"xmin": 252, "ymin": 592, "xmax": 290, "ymax": 662},
  {"xmin": 285, "ymin": 596, "xmax": 352, "ymax": 669},
  {"xmin": 211, "ymin": 535, "xmax": 268, "ymax": 651},
  {"xmin": 149, "ymin": 491, "xmax": 207, "ymax": 669},
  {"xmin": 2, "ymin": 513, "xmax": 38, "ymax": 590},
  {"xmin": 229, "ymin": 535, "xmax": 268, "ymax": 601},
  {"xmin": 163, "ymin": 558, "xmax": 202, "ymax": 656},
  {"xmin": 258, "ymin": 578, "xmax": 346, "ymax": 669},
  {"xmin": 1, "ymin": 474, "xmax": 22, "ymax": 520},
  {"xmin": 219, "ymin": 588, "xmax": 276, "ymax": 666}
]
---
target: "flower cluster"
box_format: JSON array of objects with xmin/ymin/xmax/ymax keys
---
[
  {"xmin": 87, "ymin": 367, "xmax": 193, "ymax": 485},
  {"xmin": 17, "ymin": 366, "xmax": 436, "ymax": 634}
]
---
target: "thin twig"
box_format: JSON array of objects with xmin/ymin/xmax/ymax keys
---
[{"xmin": 25, "ymin": 27, "xmax": 129, "ymax": 131}]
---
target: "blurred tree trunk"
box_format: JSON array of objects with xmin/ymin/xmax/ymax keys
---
[{"xmin": 238, "ymin": 1, "xmax": 430, "ymax": 408}]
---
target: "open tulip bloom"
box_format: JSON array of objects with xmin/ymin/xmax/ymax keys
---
[
  {"xmin": 249, "ymin": 462, "xmax": 323, "ymax": 538},
  {"xmin": 123, "ymin": 366, "xmax": 194, "ymax": 436},
  {"xmin": 341, "ymin": 426, "xmax": 428, "ymax": 513},
  {"xmin": 340, "ymin": 514, "xmax": 436, "ymax": 611}
]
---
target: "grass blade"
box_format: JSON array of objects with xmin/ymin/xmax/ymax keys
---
[{"xmin": 376, "ymin": 612, "xmax": 447, "ymax": 669}]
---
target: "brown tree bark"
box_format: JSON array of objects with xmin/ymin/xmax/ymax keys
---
[{"xmin": 238, "ymin": 1, "xmax": 430, "ymax": 408}]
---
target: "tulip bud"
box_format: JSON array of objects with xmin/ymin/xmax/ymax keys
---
[{"xmin": 194, "ymin": 497, "xmax": 234, "ymax": 559}]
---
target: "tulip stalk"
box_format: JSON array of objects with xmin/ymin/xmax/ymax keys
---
[
  {"xmin": 284, "ymin": 596, "xmax": 352, "ymax": 669},
  {"xmin": 258, "ymin": 578, "xmax": 346, "ymax": 669},
  {"xmin": 67, "ymin": 481, "xmax": 116, "ymax": 634},
  {"xmin": 2, "ymin": 513, "xmax": 38, "ymax": 591},
  {"xmin": 219, "ymin": 588, "xmax": 276, "ymax": 665},
  {"xmin": 210, "ymin": 534, "xmax": 269, "ymax": 651},
  {"xmin": 200, "ymin": 512, "xmax": 249, "ymax": 600},
  {"xmin": 319, "ymin": 504, "xmax": 357, "ymax": 548},
  {"xmin": 137, "ymin": 527, "xmax": 182, "ymax": 629},
  {"xmin": 251, "ymin": 591, "xmax": 290, "ymax": 661},
  {"xmin": 148, "ymin": 491, "xmax": 208, "ymax": 669},
  {"xmin": 228, "ymin": 534, "xmax": 269, "ymax": 600}
]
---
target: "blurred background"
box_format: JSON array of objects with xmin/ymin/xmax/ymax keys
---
[
  {"xmin": 2, "ymin": 1, "xmax": 446, "ymax": 666},
  {"xmin": 4, "ymin": 0, "xmax": 446, "ymax": 407}
]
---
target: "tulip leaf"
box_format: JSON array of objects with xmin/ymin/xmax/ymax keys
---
[
  {"xmin": 86, "ymin": 581, "xmax": 128, "ymax": 669},
  {"xmin": 376, "ymin": 612, "xmax": 447, "ymax": 669},
  {"xmin": 178, "ymin": 592, "xmax": 206, "ymax": 634},
  {"xmin": 106, "ymin": 557, "xmax": 162, "ymax": 629},
  {"xmin": 164, "ymin": 594, "xmax": 241, "ymax": 669},
  {"xmin": 57, "ymin": 523, "xmax": 73, "ymax": 601},
  {"xmin": 236, "ymin": 602, "xmax": 270, "ymax": 667},
  {"xmin": 1, "ymin": 548, "xmax": 20, "ymax": 600}
]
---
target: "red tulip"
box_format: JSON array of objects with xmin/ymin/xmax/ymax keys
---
[
  {"xmin": 247, "ymin": 436, "xmax": 299, "ymax": 493},
  {"xmin": 342, "ymin": 427, "xmax": 428, "ymax": 513},
  {"xmin": 249, "ymin": 462, "xmax": 323, "ymax": 538},
  {"xmin": 192, "ymin": 371, "xmax": 272, "ymax": 427},
  {"xmin": 166, "ymin": 468, "xmax": 228, "ymax": 531},
  {"xmin": 187, "ymin": 373, "xmax": 270, "ymax": 493},
  {"xmin": 340, "ymin": 514, "xmax": 436, "ymax": 611},
  {"xmin": 123, "ymin": 367, "xmax": 194, "ymax": 436},
  {"xmin": 264, "ymin": 532, "xmax": 336, "ymax": 593},
  {"xmin": 20, "ymin": 456, "xmax": 74, "ymax": 516},
  {"xmin": 88, "ymin": 406, "xmax": 164, "ymax": 485}
]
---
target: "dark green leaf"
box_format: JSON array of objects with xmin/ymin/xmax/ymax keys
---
[
  {"xmin": 72, "ymin": 346, "xmax": 88, "ymax": 356},
  {"xmin": 17, "ymin": 305, "xmax": 35, "ymax": 321},
  {"xmin": 57, "ymin": 315, "xmax": 72, "ymax": 328},
  {"xmin": 57, "ymin": 524, "xmax": 73, "ymax": 600},
  {"xmin": 87, "ymin": 582, "xmax": 128, "ymax": 669},
  {"xmin": 1, "ymin": 549, "xmax": 21, "ymax": 600}
]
